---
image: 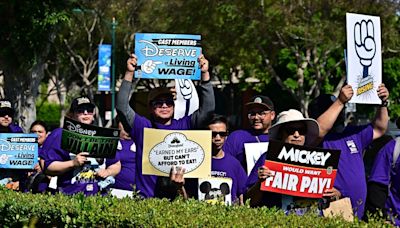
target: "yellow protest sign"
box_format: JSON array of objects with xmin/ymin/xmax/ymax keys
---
[{"xmin": 142, "ymin": 128, "xmax": 211, "ymax": 178}]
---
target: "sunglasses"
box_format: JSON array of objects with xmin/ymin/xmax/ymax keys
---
[
  {"xmin": 76, "ymin": 107, "xmax": 94, "ymax": 114},
  {"xmin": 151, "ymin": 98, "xmax": 174, "ymax": 108},
  {"xmin": 0, "ymin": 110, "xmax": 14, "ymax": 118},
  {"xmin": 284, "ymin": 126, "xmax": 307, "ymax": 135},
  {"xmin": 212, "ymin": 131, "xmax": 228, "ymax": 137},
  {"xmin": 247, "ymin": 110, "xmax": 271, "ymax": 119}
]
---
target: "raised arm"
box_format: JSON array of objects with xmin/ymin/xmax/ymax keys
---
[
  {"xmin": 315, "ymin": 85, "xmax": 353, "ymax": 142},
  {"xmin": 371, "ymin": 83, "xmax": 389, "ymax": 140},
  {"xmin": 116, "ymin": 54, "xmax": 137, "ymax": 129},
  {"xmin": 190, "ymin": 54, "xmax": 215, "ymax": 128}
]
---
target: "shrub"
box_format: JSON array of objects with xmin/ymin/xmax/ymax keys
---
[{"xmin": 0, "ymin": 188, "xmax": 388, "ymax": 227}]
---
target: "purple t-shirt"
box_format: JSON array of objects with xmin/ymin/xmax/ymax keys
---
[
  {"xmin": 211, "ymin": 153, "xmax": 248, "ymax": 202},
  {"xmin": 42, "ymin": 128, "xmax": 102, "ymax": 196},
  {"xmin": 322, "ymin": 124, "xmax": 373, "ymax": 219},
  {"xmin": 131, "ymin": 114, "xmax": 191, "ymax": 198},
  {"xmin": 106, "ymin": 140, "xmax": 136, "ymax": 191},
  {"xmin": 369, "ymin": 139, "xmax": 400, "ymax": 225},
  {"xmin": 223, "ymin": 129, "xmax": 269, "ymax": 167}
]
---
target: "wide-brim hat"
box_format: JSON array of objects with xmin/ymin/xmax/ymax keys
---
[
  {"xmin": 269, "ymin": 109, "xmax": 319, "ymax": 146},
  {"xmin": 70, "ymin": 96, "xmax": 96, "ymax": 112},
  {"xmin": 147, "ymin": 87, "xmax": 173, "ymax": 105},
  {"xmin": 245, "ymin": 95, "xmax": 274, "ymax": 111}
]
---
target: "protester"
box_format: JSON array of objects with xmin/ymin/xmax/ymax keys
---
[
  {"xmin": 117, "ymin": 53, "xmax": 214, "ymax": 198},
  {"xmin": 26, "ymin": 120, "xmax": 50, "ymax": 193},
  {"xmin": 42, "ymin": 96, "xmax": 121, "ymax": 196},
  {"xmin": 223, "ymin": 95, "xmax": 275, "ymax": 171},
  {"xmin": 105, "ymin": 114, "xmax": 136, "ymax": 198},
  {"xmin": 365, "ymin": 118, "xmax": 400, "ymax": 226},
  {"xmin": 309, "ymin": 84, "xmax": 389, "ymax": 219},
  {"xmin": 169, "ymin": 114, "xmax": 247, "ymax": 205},
  {"xmin": 245, "ymin": 109, "xmax": 321, "ymax": 213},
  {"xmin": 0, "ymin": 99, "xmax": 25, "ymax": 190}
]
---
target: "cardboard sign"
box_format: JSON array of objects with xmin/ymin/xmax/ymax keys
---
[
  {"xmin": 135, "ymin": 33, "xmax": 202, "ymax": 80},
  {"xmin": 61, "ymin": 117, "xmax": 120, "ymax": 158},
  {"xmin": 0, "ymin": 133, "xmax": 38, "ymax": 169},
  {"xmin": 198, "ymin": 177, "xmax": 232, "ymax": 206},
  {"xmin": 244, "ymin": 142, "xmax": 269, "ymax": 175},
  {"xmin": 142, "ymin": 128, "xmax": 211, "ymax": 178},
  {"xmin": 346, "ymin": 13, "xmax": 382, "ymax": 104},
  {"xmin": 261, "ymin": 140, "xmax": 340, "ymax": 198}
]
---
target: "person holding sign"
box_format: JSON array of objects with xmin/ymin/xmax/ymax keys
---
[
  {"xmin": 169, "ymin": 115, "xmax": 247, "ymax": 205},
  {"xmin": 223, "ymin": 95, "xmax": 275, "ymax": 173},
  {"xmin": 309, "ymin": 84, "xmax": 389, "ymax": 219},
  {"xmin": 117, "ymin": 53, "xmax": 214, "ymax": 198},
  {"xmin": 42, "ymin": 96, "xmax": 121, "ymax": 196},
  {"xmin": 0, "ymin": 99, "xmax": 26, "ymax": 191},
  {"xmin": 245, "ymin": 109, "xmax": 329, "ymax": 213}
]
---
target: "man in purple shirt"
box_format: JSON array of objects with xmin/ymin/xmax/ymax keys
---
[
  {"xmin": 223, "ymin": 95, "xmax": 275, "ymax": 171},
  {"xmin": 170, "ymin": 114, "xmax": 248, "ymax": 204},
  {"xmin": 310, "ymin": 84, "xmax": 389, "ymax": 219},
  {"xmin": 117, "ymin": 54, "xmax": 214, "ymax": 198},
  {"xmin": 0, "ymin": 100, "xmax": 24, "ymax": 190},
  {"xmin": 366, "ymin": 118, "xmax": 400, "ymax": 225}
]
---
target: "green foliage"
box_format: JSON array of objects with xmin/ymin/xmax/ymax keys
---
[
  {"xmin": 36, "ymin": 102, "xmax": 61, "ymax": 129},
  {"xmin": 0, "ymin": 188, "xmax": 390, "ymax": 227}
]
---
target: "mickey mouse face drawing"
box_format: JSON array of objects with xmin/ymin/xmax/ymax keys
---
[{"xmin": 200, "ymin": 181, "xmax": 230, "ymax": 205}]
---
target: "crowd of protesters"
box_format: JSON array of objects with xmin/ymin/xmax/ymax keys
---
[{"xmin": 0, "ymin": 53, "xmax": 399, "ymax": 226}]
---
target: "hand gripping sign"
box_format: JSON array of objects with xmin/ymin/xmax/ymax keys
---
[
  {"xmin": 142, "ymin": 128, "xmax": 211, "ymax": 178},
  {"xmin": 260, "ymin": 140, "xmax": 340, "ymax": 198},
  {"xmin": 135, "ymin": 33, "xmax": 202, "ymax": 80}
]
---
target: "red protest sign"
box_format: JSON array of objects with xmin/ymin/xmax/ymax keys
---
[{"xmin": 260, "ymin": 140, "xmax": 340, "ymax": 198}]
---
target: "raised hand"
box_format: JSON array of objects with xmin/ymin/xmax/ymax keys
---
[{"xmin": 354, "ymin": 19, "xmax": 376, "ymax": 78}]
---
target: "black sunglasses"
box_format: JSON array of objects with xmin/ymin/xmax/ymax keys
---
[
  {"xmin": 76, "ymin": 107, "xmax": 94, "ymax": 114},
  {"xmin": 0, "ymin": 110, "xmax": 14, "ymax": 118},
  {"xmin": 284, "ymin": 126, "xmax": 307, "ymax": 135},
  {"xmin": 151, "ymin": 98, "xmax": 174, "ymax": 108},
  {"xmin": 212, "ymin": 131, "xmax": 228, "ymax": 137}
]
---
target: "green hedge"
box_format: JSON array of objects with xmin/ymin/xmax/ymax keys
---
[{"xmin": 0, "ymin": 188, "xmax": 388, "ymax": 227}]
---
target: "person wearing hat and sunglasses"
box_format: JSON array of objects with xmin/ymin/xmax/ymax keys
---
[
  {"xmin": 223, "ymin": 95, "xmax": 276, "ymax": 171},
  {"xmin": 245, "ymin": 109, "xmax": 325, "ymax": 212},
  {"xmin": 308, "ymin": 84, "xmax": 389, "ymax": 219},
  {"xmin": 0, "ymin": 99, "xmax": 24, "ymax": 190},
  {"xmin": 41, "ymin": 96, "xmax": 121, "ymax": 196},
  {"xmin": 117, "ymin": 53, "xmax": 214, "ymax": 198}
]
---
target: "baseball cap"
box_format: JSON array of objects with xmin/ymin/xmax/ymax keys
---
[
  {"xmin": 308, "ymin": 94, "xmax": 337, "ymax": 119},
  {"xmin": 245, "ymin": 95, "xmax": 274, "ymax": 111},
  {"xmin": 0, "ymin": 100, "xmax": 15, "ymax": 117},
  {"xmin": 70, "ymin": 96, "xmax": 96, "ymax": 112}
]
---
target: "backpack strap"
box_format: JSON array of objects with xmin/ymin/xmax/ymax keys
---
[{"xmin": 393, "ymin": 137, "xmax": 400, "ymax": 169}]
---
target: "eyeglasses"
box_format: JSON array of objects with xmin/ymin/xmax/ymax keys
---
[
  {"xmin": 212, "ymin": 131, "xmax": 228, "ymax": 137},
  {"xmin": 0, "ymin": 110, "xmax": 13, "ymax": 118},
  {"xmin": 76, "ymin": 107, "xmax": 94, "ymax": 115},
  {"xmin": 247, "ymin": 110, "xmax": 271, "ymax": 119},
  {"xmin": 284, "ymin": 126, "xmax": 307, "ymax": 135},
  {"xmin": 151, "ymin": 98, "xmax": 174, "ymax": 108}
]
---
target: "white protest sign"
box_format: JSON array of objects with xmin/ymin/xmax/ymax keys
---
[
  {"xmin": 346, "ymin": 13, "xmax": 382, "ymax": 104},
  {"xmin": 198, "ymin": 177, "xmax": 232, "ymax": 206},
  {"xmin": 174, "ymin": 79, "xmax": 199, "ymax": 119},
  {"xmin": 244, "ymin": 142, "xmax": 269, "ymax": 175}
]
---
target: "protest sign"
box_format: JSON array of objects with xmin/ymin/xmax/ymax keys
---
[
  {"xmin": 198, "ymin": 177, "xmax": 232, "ymax": 206},
  {"xmin": 135, "ymin": 33, "xmax": 202, "ymax": 80},
  {"xmin": 142, "ymin": 128, "xmax": 211, "ymax": 178},
  {"xmin": 0, "ymin": 133, "xmax": 38, "ymax": 169},
  {"xmin": 261, "ymin": 140, "xmax": 340, "ymax": 198},
  {"xmin": 346, "ymin": 13, "xmax": 382, "ymax": 104},
  {"xmin": 174, "ymin": 79, "xmax": 199, "ymax": 119},
  {"xmin": 244, "ymin": 142, "xmax": 269, "ymax": 175},
  {"xmin": 61, "ymin": 117, "xmax": 120, "ymax": 158}
]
